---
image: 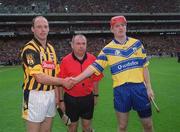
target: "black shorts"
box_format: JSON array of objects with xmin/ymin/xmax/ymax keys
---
[{"xmin": 64, "ymin": 92, "xmax": 94, "ymax": 122}]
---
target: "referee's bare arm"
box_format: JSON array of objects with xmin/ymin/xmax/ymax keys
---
[{"xmin": 33, "ymin": 73, "xmax": 73, "ymax": 89}]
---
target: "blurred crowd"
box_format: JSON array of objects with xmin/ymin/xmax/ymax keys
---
[
  {"xmin": 0, "ymin": 35, "xmax": 179, "ymax": 65},
  {"xmin": 1, "ymin": 24, "xmax": 179, "ymax": 35},
  {"xmin": 0, "ymin": 39, "xmax": 25, "ymax": 65},
  {"xmin": 0, "ymin": 0, "xmax": 180, "ymax": 13},
  {"xmin": 0, "ymin": 0, "xmax": 180, "ymax": 65}
]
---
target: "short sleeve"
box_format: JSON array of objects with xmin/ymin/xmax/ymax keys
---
[
  {"xmin": 90, "ymin": 50, "xmax": 108, "ymax": 75},
  {"xmin": 22, "ymin": 49, "xmax": 43, "ymax": 75}
]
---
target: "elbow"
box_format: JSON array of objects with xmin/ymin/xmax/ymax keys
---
[{"xmin": 144, "ymin": 79, "xmax": 147, "ymax": 84}]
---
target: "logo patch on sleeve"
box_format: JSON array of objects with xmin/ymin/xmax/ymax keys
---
[{"xmin": 26, "ymin": 53, "xmax": 35, "ymax": 65}]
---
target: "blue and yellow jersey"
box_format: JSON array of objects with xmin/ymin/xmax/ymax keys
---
[
  {"xmin": 20, "ymin": 38, "xmax": 59, "ymax": 91},
  {"xmin": 90, "ymin": 37, "xmax": 148, "ymax": 88}
]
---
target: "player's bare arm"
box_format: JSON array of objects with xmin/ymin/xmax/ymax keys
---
[
  {"xmin": 73, "ymin": 66, "xmax": 95, "ymax": 83},
  {"xmin": 143, "ymin": 67, "xmax": 154, "ymax": 99},
  {"xmin": 33, "ymin": 73, "xmax": 73, "ymax": 89}
]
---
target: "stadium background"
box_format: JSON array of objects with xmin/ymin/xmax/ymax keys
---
[{"xmin": 0, "ymin": 0, "xmax": 180, "ymax": 131}]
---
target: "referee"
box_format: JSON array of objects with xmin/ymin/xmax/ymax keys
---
[
  {"xmin": 20, "ymin": 16, "xmax": 73, "ymax": 132},
  {"xmin": 56, "ymin": 34, "xmax": 103, "ymax": 132}
]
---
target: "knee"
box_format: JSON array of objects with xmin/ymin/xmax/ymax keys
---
[
  {"xmin": 68, "ymin": 124, "xmax": 78, "ymax": 132},
  {"xmin": 82, "ymin": 126, "xmax": 92, "ymax": 132},
  {"xmin": 143, "ymin": 122, "xmax": 153, "ymax": 130},
  {"xmin": 82, "ymin": 123, "xmax": 92, "ymax": 132},
  {"xmin": 119, "ymin": 123, "xmax": 128, "ymax": 131}
]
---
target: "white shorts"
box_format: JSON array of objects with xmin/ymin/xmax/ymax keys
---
[{"xmin": 22, "ymin": 90, "xmax": 56, "ymax": 122}]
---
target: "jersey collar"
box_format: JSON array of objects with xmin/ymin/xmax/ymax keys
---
[
  {"xmin": 113, "ymin": 37, "xmax": 128, "ymax": 45},
  {"xmin": 33, "ymin": 37, "xmax": 48, "ymax": 47},
  {"xmin": 72, "ymin": 52, "xmax": 87, "ymax": 64}
]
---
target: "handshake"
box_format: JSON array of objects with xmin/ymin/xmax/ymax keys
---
[{"xmin": 61, "ymin": 77, "xmax": 78, "ymax": 89}]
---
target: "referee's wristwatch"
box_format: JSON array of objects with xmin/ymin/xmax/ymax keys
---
[
  {"xmin": 93, "ymin": 94, "xmax": 99, "ymax": 97},
  {"xmin": 59, "ymin": 99, "xmax": 64, "ymax": 102}
]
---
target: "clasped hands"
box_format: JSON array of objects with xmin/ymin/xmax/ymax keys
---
[{"xmin": 62, "ymin": 77, "xmax": 78, "ymax": 89}]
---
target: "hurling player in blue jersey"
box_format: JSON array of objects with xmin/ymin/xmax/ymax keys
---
[{"xmin": 71, "ymin": 16, "xmax": 154, "ymax": 132}]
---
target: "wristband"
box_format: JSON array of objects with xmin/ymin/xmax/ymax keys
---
[
  {"xmin": 93, "ymin": 94, "xmax": 99, "ymax": 97},
  {"xmin": 60, "ymin": 99, "xmax": 64, "ymax": 102}
]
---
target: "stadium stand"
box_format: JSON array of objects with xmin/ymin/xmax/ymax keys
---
[
  {"xmin": 0, "ymin": 0, "xmax": 180, "ymax": 13},
  {"xmin": 0, "ymin": 0, "xmax": 180, "ymax": 65}
]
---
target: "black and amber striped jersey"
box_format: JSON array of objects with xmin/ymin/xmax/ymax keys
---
[{"xmin": 21, "ymin": 38, "xmax": 59, "ymax": 91}]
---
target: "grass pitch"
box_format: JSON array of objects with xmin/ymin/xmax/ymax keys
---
[{"xmin": 0, "ymin": 57, "xmax": 179, "ymax": 132}]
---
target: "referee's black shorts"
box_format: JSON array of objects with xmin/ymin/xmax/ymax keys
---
[{"xmin": 64, "ymin": 92, "xmax": 94, "ymax": 122}]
